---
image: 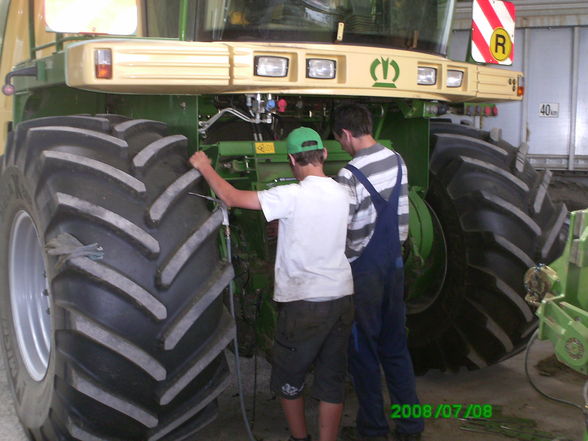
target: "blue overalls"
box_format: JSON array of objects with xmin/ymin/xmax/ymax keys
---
[{"xmin": 345, "ymin": 156, "xmax": 424, "ymax": 438}]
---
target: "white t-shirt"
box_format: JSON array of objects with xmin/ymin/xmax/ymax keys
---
[{"xmin": 258, "ymin": 176, "xmax": 354, "ymax": 303}]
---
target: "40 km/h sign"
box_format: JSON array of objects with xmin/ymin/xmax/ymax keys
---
[
  {"xmin": 538, "ymin": 103, "xmax": 560, "ymax": 118},
  {"xmin": 471, "ymin": 0, "xmax": 515, "ymax": 65}
]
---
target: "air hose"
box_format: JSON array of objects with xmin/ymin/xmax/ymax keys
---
[{"xmin": 524, "ymin": 329, "xmax": 588, "ymax": 432}]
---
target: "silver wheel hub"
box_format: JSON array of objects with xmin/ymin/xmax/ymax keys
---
[{"xmin": 9, "ymin": 211, "xmax": 51, "ymax": 381}]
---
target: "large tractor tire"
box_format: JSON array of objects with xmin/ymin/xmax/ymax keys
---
[
  {"xmin": 407, "ymin": 121, "xmax": 568, "ymax": 373},
  {"xmin": 0, "ymin": 116, "xmax": 234, "ymax": 440}
]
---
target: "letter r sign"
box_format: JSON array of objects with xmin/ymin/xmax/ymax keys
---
[{"xmin": 471, "ymin": 0, "xmax": 515, "ymax": 65}]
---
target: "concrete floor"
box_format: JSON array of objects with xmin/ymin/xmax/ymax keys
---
[{"xmin": 0, "ymin": 339, "xmax": 583, "ymax": 441}]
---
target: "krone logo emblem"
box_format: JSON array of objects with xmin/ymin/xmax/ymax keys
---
[{"xmin": 370, "ymin": 57, "xmax": 400, "ymax": 88}]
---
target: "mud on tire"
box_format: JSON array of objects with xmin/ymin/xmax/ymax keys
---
[
  {"xmin": 0, "ymin": 116, "xmax": 234, "ymax": 440},
  {"xmin": 407, "ymin": 121, "xmax": 567, "ymax": 373}
]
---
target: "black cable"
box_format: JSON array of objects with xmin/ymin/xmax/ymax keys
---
[
  {"xmin": 251, "ymin": 293, "xmax": 263, "ymax": 429},
  {"xmin": 524, "ymin": 329, "xmax": 584, "ymax": 412}
]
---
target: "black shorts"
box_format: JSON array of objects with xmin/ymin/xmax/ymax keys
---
[{"xmin": 270, "ymin": 295, "xmax": 354, "ymax": 403}]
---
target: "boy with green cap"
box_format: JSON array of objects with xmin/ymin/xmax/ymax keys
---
[{"xmin": 189, "ymin": 127, "xmax": 354, "ymax": 441}]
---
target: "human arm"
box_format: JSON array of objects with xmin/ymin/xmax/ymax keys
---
[
  {"xmin": 335, "ymin": 168, "xmax": 359, "ymax": 226},
  {"xmin": 189, "ymin": 151, "xmax": 261, "ymax": 210}
]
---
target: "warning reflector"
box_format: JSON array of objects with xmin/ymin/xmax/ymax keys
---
[{"xmin": 471, "ymin": 0, "xmax": 515, "ymax": 65}]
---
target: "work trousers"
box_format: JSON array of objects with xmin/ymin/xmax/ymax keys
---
[{"xmin": 348, "ymin": 267, "xmax": 425, "ymax": 437}]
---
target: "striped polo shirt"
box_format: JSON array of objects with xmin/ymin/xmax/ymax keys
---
[{"xmin": 336, "ymin": 143, "xmax": 409, "ymax": 262}]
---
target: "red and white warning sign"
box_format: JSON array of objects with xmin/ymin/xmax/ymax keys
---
[{"xmin": 471, "ymin": 0, "xmax": 516, "ymax": 65}]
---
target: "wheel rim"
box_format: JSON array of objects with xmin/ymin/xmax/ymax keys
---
[
  {"xmin": 405, "ymin": 202, "xmax": 447, "ymax": 314},
  {"xmin": 9, "ymin": 210, "xmax": 51, "ymax": 381}
]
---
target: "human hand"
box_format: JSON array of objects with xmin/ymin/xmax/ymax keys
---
[{"xmin": 189, "ymin": 151, "xmax": 212, "ymax": 170}]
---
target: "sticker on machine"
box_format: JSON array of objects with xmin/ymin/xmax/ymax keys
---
[
  {"xmin": 538, "ymin": 103, "xmax": 559, "ymax": 118},
  {"xmin": 471, "ymin": 0, "xmax": 515, "ymax": 65},
  {"xmin": 255, "ymin": 142, "xmax": 276, "ymax": 154}
]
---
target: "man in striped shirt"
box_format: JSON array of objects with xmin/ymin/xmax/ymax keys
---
[{"xmin": 333, "ymin": 103, "xmax": 424, "ymax": 441}]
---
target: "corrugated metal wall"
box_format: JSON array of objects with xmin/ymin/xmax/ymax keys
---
[{"xmin": 449, "ymin": 0, "xmax": 588, "ymax": 170}]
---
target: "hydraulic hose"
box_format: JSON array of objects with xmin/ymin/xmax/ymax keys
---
[{"xmin": 524, "ymin": 329, "xmax": 585, "ymax": 413}]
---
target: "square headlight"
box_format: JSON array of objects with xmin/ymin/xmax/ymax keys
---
[
  {"xmin": 417, "ymin": 67, "xmax": 437, "ymax": 85},
  {"xmin": 447, "ymin": 70, "xmax": 464, "ymax": 88},
  {"xmin": 307, "ymin": 59, "xmax": 336, "ymax": 79},
  {"xmin": 255, "ymin": 56, "xmax": 289, "ymax": 77}
]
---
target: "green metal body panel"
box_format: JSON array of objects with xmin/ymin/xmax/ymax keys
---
[
  {"xmin": 549, "ymin": 211, "xmax": 588, "ymax": 310},
  {"xmin": 379, "ymin": 112, "xmax": 430, "ymax": 192},
  {"xmin": 528, "ymin": 210, "xmax": 588, "ymax": 375},
  {"xmin": 14, "ymin": 86, "xmax": 105, "ymax": 125},
  {"xmin": 108, "ymin": 95, "xmax": 203, "ymax": 149},
  {"xmin": 12, "ymin": 53, "xmax": 63, "ymax": 89},
  {"xmin": 527, "ymin": 209, "xmax": 588, "ymax": 440},
  {"xmin": 210, "ymin": 139, "xmax": 355, "ymax": 182},
  {"xmin": 12, "ymin": 82, "xmax": 207, "ymax": 150}
]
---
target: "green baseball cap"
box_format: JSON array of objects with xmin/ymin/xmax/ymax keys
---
[{"xmin": 286, "ymin": 127, "xmax": 324, "ymax": 154}]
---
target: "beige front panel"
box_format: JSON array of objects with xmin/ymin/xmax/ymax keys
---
[{"xmin": 66, "ymin": 40, "xmax": 522, "ymax": 103}]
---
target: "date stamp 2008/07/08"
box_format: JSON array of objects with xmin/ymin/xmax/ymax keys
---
[{"xmin": 390, "ymin": 404, "xmax": 493, "ymax": 419}]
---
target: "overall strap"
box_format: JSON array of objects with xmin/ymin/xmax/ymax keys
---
[
  {"xmin": 345, "ymin": 153, "xmax": 403, "ymax": 204},
  {"xmin": 344, "ymin": 163, "xmax": 385, "ymax": 204},
  {"xmin": 390, "ymin": 152, "xmax": 403, "ymax": 199}
]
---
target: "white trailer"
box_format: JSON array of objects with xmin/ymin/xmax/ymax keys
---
[{"xmin": 450, "ymin": 0, "xmax": 588, "ymax": 174}]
